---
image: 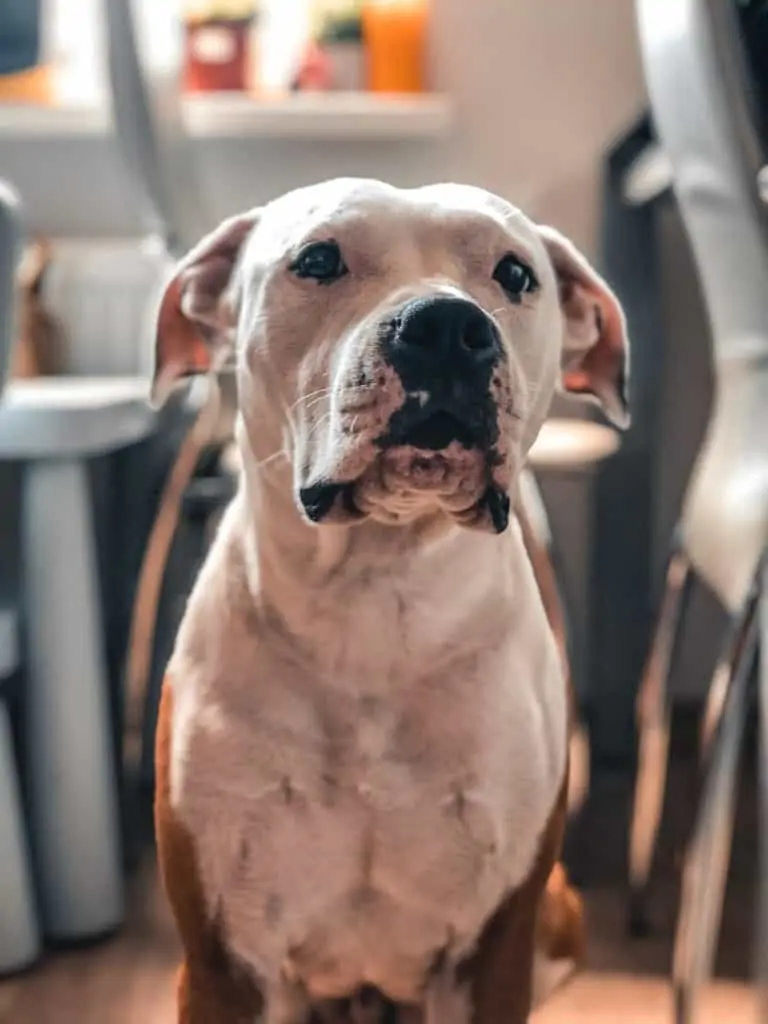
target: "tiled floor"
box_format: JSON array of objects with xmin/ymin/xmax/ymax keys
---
[{"xmin": 0, "ymin": 751, "xmax": 758, "ymax": 1023}]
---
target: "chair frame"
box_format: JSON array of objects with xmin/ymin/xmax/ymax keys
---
[{"xmin": 631, "ymin": 0, "xmax": 768, "ymax": 1017}]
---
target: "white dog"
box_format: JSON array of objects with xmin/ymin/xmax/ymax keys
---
[{"xmin": 153, "ymin": 179, "xmax": 628, "ymax": 1024}]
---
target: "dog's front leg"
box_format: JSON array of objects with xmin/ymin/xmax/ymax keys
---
[
  {"xmin": 461, "ymin": 781, "xmax": 568, "ymax": 1024},
  {"xmin": 262, "ymin": 972, "xmax": 313, "ymax": 1024},
  {"xmin": 409, "ymin": 911, "xmax": 539, "ymax": 1024},
  {"xmin": 410, "ymin": 916, "xmax": 536, "ymax": 1024},
  {"xmin": 156, "ymin": 682, "xmax": 269, "ymax": 1024},
  {"xmin": 178, "ymin": 959, "xmax": 312, "ymax": 1024},
  {"xmin": 177, "ymin": 958, "xmax": 266, "ymax": 1024}
]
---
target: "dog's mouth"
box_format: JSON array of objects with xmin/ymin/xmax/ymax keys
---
[
  {"xmin": 380, "ymin": 392, "xmax": 497, "ymax": 454},
  {"xmin": 298, "ymin": 412, "xmax": 510, "ymax": 534},
  {"xmin": 297, "ymin": 393, "xmax": 512, "ymax": 533},
  {"xmin": 382, "ymin": 410, "xmax": 481, "ymax": 452}
]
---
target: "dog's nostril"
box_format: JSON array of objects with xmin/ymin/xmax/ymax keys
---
[
  {"xmin": 394, "ymin": 296, "xmax": 498, "ymax": 364},
  {"xmin": 461, "ymin": 314, "xmax": 496, "ymax": 353}
]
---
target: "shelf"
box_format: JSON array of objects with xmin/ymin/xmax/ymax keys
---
[{"xmin": 0, "ymin": 91, "xmax": 453, "ymax": 141}]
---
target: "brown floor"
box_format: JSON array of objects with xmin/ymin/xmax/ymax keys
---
[
  {"xmin": 1, "ymin": 746, "xmax": 759, "ymax": 1024},
  {"xmin": 0, "ymin": 860, "xmax": 756, "ymax": 1024}
]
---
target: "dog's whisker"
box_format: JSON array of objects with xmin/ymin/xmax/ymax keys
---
[
  {"xmin": 290, "ymin": 387, "xmax": 334, "ymax": 414},
  {"xmin": 252, "ymin": 449, "xmax": 289, "ymax": 472},
  {"xmin": 291, "ymin": 385, "xmax": 377, "ymax": 421},
  {"xmin": 304, "ymin": 412, "xmax": 334, "ymax": 447}
]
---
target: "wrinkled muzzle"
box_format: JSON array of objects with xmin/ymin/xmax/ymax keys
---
[{"xmin": 296, "ymin": 294, "xmax": 522, "ymax": 534}]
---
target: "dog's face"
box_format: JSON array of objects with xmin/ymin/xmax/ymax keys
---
[{"xmin": 155, "ymin": 179, "xmax": 628, "ymax": 533}]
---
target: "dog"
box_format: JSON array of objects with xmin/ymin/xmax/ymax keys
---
[{"xmin": 152, "ymin": 178, "xmax": 629, "ymax": 1023}]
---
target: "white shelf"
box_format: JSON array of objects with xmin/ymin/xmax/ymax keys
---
[{"xmin": 0, "ymin": 92, "xmax": 453, "ymax": 141}]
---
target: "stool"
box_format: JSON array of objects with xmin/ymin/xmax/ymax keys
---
[
  {"xmin": 0, "ymin": 376, "xmax": 155, "ymax": 942},
  {"xmin": 524, "ymin": 416, "xmax": 621, "ymax": 814},
  {"xmin": 0, "ymin": 603, "xmax": 39, "ymax": 974}
]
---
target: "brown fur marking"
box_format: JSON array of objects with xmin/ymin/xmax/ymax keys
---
[
  {"xmin": 462, "ymin": 776, "xmax": 569, "ymax": 1024},
  {"xmin": 155, "ymin": 681, "xmax": 264, "ymax": 1023}
]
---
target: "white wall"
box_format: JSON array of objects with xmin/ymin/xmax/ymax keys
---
[
  {"xmin": 1, "ymin": 0, "xmax": 646, "ymax": 253},
  {"xmin": 429, "ymin": 0, "xmax": 646, "ymax": 254}
]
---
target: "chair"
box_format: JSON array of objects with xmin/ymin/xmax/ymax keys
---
[
  {"xmin": 523, "ymin": 420, "xmax": 622, "ymax": 816},
  {"xmin": 0, "ymin": 181, "xmax": 40, "ymax": 973},
  {"xmin": 100, "ymin": 0, "xmax": 235, "ymax": 801},
  {"xmin": 629, "ymin": 0, "xmax": 768, "ymax": 1018}
]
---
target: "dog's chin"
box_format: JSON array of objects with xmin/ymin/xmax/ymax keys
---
[{"xmin": 298, "ymin": 441, "xmax": 511, "ymax": 535}]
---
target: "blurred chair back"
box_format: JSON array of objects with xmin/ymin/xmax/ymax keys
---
[
  {"xmin": 102, "ymin": 0, "xmax": 209, "ymax": 257},
  {"xmin": 637, "ymin": 0, "xmax": 768, "ymax": 612},
  {"xmin": 630, "ymin": 5, "xmax": 768, "ymax": 1015},
  {"xmin": 0, "ymin": 182, "xmax": 21, "ymax": 396}
]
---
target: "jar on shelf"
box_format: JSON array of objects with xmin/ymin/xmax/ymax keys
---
[
  {"xmin": 361, "ymin": 0, "xmax": 428, "ymax": 94},
  {"xmin": 182, "ymin": 0, "xmax": 259, "ymax": 93},
  {"xmin": 317, "ymin": 10, "xmax": 365, "ymax": 91}
]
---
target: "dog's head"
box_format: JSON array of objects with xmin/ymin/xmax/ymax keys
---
[{"xmin": 154, "ymin": 179, "xmax": 628, "ymax": 534}]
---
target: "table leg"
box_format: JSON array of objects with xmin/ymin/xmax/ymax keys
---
[
  {"xmin": 22, "ymin": 458, "xmax": 123, "ymax": 940},
  {"xmin": 0, "ymin": 701, "xmax": 39, "ymax": 973}
]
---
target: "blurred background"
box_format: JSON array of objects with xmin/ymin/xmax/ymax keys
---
[{"xmin": 0, "ymin": 1, "xmax": 765, "ymax": 1022}]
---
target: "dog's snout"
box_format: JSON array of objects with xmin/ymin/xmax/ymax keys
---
[
  {"xmin": 378, "ymin": 295, "xmax": 503, "ymax": 456},
  {"xmin": 394, "ymin": 296, "xmax": 499, "ymax": 369}
]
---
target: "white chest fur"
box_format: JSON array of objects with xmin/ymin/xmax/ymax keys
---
[{"xmin": 169, "ymin": 528, "xmax": 567, "ymax": 1009}]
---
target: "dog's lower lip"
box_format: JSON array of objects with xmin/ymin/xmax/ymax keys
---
[
  {"xmin": 482, "ymin": 486, "xmax": 511, "ymax": 534},
  {"xmin": 389, "ymin": 411, "xmax": 478, "ymax": 451},
  {"xmin": 299, "ymin": 482, "xmax": 358, "ymax": 522}
]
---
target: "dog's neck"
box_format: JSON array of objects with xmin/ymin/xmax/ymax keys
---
[
  {"xmin": 225, "ymin": 454, "xmax": 523, "ymax": 677},
  {"xmin": 240, "ymin": 456, "xmax": 457, "ymax": 592}
]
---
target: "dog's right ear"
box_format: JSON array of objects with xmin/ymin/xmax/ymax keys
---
[{"xmin": 152, "ymin": 210, "xmax": 259, "ymax": 405}]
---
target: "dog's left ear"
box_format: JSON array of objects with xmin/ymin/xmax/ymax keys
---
[
  {"xmin": 152, "ymin": 210, "xmax": 260, "ymax": 405},
  {"xmin": 539, "ymin": 226, "xmax": 630, "ymax": 428}
]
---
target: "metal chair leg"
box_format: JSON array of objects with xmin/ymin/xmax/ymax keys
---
[
  {"xmin": 628, "ymin": 544, "xmax": 693, "ymax": 935},
  {"xmin": 757, "ymin": 565, "xmax": 768, "ymax": 1024},
  {"xmin": 516, "ymin": 472, "xmax": 585, "ymax": 815},
  {"xmin": 699, "ymin": 595, "xmax": 759, "ymax": 760},
  {"xmin": 671, "ymin": 580, "xmax": 760, "ymax": 1024}
]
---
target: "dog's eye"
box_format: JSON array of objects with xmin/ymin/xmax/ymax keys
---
[
  {"xmin": 290, "ymin": 240, "xmax": 348, "ymax": 284},
  {"xmin": 493, "ymin": 254, "xmax": 538, "ymax": 301}
]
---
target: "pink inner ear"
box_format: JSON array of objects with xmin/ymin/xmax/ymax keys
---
[
  {"xmin": 560, "ymin": 280, "xmax": 628, "ymax": 424},
  {"xmin": 539, "ymin": 223, "xmax": 629, "ymax": 424},
  {"xmin": 179, "ymin": 254, "xmax": 239, "ymax": 331},
  {"xmin": 155, "ymin": 278, "xmax": 212, "ymax": 397},
  {"xmin": 151, "ymin": 209, "xmax": 258, "ymax": 404}
]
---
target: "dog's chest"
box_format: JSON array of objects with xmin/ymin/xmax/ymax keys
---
[{"xmin": 172, "ymin": 644, "xmax": 564, "ymax": 1002}]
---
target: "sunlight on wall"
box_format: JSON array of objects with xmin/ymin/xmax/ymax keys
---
[
  {"xmin": 260, "ymin": 0, "xmax": 311, "ymax": 92},
  {"xmin": 43, "ymin": 0, "xmax": 104, "ymax": 104}
]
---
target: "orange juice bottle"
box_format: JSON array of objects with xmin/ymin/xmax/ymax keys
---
[{"xmin": 361, "ymin": 0, "xmax": 428, "ymax": 93}]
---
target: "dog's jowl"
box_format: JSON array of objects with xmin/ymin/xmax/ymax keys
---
[{"xmin": 152, "ymin": 179, "xmax": 629, "ymax": 1024}]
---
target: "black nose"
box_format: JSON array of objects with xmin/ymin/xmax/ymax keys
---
[
  {"xmin": 393, "ymin": 296, "xmax": 499, "ymax": 371},
  {"xmin": 379, "ymin": 296, "xmax": 502, "ymax": 452}
]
